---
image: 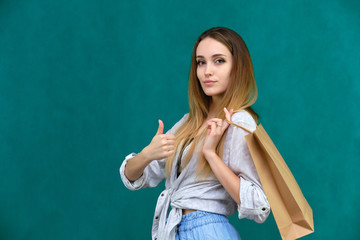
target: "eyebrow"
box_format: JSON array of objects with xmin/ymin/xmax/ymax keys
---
[{"xmin": 196, "ymin": 54, "xmax": 227, "ymax": 59}]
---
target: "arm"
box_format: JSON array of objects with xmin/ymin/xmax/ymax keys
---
[
  {"xmin": 120, "ymin": 114, "xmax": 189, "ymax": 190},
  {"xmin": 203, "ymin": 109, "xmax": 270, "ymax": 223},
  {"xmin": 124, "ymin": 119, "xmax": 175, "ymax": 182},
  {"xmin": 124, "ymin": 150, "xmax": 154, "ymax": 182},
  {"xmin": 202, "ymin": 108, "xmax": 241, "ymax": 204},
  {"xmin": 202, "ymin": 151, "xmax": 241, "ymax": 204}
]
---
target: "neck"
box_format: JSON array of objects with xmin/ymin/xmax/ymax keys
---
[{"xmin": 208, "ymin": 96, "xmax": 222, "ymax": 118}]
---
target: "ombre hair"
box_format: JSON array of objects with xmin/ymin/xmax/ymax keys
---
[{"xmin": 165, "ymin": 27, "xmax": 259, "ymax": 178}]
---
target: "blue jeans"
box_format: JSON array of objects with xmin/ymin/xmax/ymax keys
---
[{"xmin": 175, "ymin": 211, "xmax": 241, "ymax": 240}]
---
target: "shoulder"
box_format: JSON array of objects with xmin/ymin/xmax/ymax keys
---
[
  {"xmin": 183, "ymin": 113, "xmax": 190, "ymax": 120},
  {"xmin": 230, "ymin": 111, "xmax": 257, "ymax": 132},
  {"xmin": 178, "ymin": 113, "xmax": 189, "ymax": 124},
  {"xmin": 167, "ymin": 113, "xmax": 189, "ymax": 134},
  {"xmin": 174, "ymin": 113, "xmax": 189, "ymax": 125}
]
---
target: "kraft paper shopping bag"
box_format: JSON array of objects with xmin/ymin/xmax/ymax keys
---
[{"xmin": 229, "ymin": 120, "xmax": 314, "ymax": 240}]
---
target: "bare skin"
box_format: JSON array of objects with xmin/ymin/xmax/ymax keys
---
[
  {"xmin": 196, "ymin": 37, "xmax": 241, "ymax": 204},
  {"xmin": 125, "ymin": 37, "xmax": 243, "ymax": 215},
  {"xmin": 124, "ymin": 119, "xmax": 175, "ymax": 182},
  {"xmin": 202, "ymin": 107, "xmax": 241, "ymax": 205}
]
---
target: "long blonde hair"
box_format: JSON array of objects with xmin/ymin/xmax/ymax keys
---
[{"xmin": 165, "ymin": 27, "xmax": 259, "ymax": 178}]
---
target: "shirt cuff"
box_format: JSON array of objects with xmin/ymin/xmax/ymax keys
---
[
  {"xmin": 238, "ymin": 176, "xmax": 270, "ymax": 223},
  {"xmin": 119, "ymin": 153, "xmax": 146, "ymax": 190}
]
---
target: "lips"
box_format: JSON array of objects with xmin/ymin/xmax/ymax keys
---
[{"xmin": 204, "ymin": 80, "xmax": 217, "ymax": 85}]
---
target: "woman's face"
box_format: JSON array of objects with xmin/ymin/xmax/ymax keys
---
[{"xmin": 196, "ymin": 37, "xmax": 233, "ymax": 101}]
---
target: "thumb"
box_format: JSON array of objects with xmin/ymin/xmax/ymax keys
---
[
  {"xmin": 155, "ymin": 119, "xmax": 164, "ymax": 135},
  {"xmin": 224, "ymin": 107, "xmax": 231, "ymax": 122}
]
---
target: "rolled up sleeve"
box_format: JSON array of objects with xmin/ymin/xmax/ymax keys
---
[
  {"xmin": 119, "ymin": 153, "xmax": 166, "ymax": 190},
  {"xmin": 225, "ymin": 111, "xmax": 270, "ymax": 223},
  {"xmin": 119, "ymin": 153, "xmax": 147, "ymax": 190},
  {"xmin": 238, "ymin": 176, "xmax": 270, "ymax": 223},
  {"xmin": 119, "ymin": 113, "xmax": 189, "ymax": 191}
]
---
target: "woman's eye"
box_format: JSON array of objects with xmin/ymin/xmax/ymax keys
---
[
  {"xmin": 197, "ymin": 60, "xmax": 205, "ymax": 66},
  {"xmin": 215, "ymin": 59, "xmax": 225, "ymax": 64}
]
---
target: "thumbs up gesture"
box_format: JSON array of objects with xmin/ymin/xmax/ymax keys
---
[{"xmin": 142, "ymin": 120, "xmax": 176, "ymax": 161}]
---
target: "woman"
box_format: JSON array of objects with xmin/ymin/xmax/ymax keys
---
[{"xmin": 120, "ymin": 27, "xmax": 270, "ymax": 240}]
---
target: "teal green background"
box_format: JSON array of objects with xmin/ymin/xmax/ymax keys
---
[{"xmin": 1, "ymin": 0, "xmax": 359, "ymax": 239}]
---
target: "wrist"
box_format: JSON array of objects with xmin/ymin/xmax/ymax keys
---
[
  {"xmin": 139, "ymin": 147, "xmax": 152, "ymax": 163},
  {"xmin": 202, "ymin": 150, "xmax": 219, "ymax": 161}
]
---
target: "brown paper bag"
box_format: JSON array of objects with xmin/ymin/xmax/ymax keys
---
[{"xmin": 232, "ymin": 122, "xmax": 314, "ymax": 239}]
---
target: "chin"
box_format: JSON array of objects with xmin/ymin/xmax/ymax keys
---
[
  {"xmin": 203, "ymin": 92, "xmax": 214, "ymax": 97},
  {"xmin": 203, "ymin": 91, "xmax": 220, "ymax": 97}
]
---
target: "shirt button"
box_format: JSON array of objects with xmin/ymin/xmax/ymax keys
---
[
  {"xmin": 161, "ymin": 193, "xmax": 164, "ymax": 197},
  {"xmin": 262, "ymin": 208, "xmax": 266, "ymax": 211},
  {"xmin": 155, "ymin": 216, "xmax": 159, "ymax": 219}
]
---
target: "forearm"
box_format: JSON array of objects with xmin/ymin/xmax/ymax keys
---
[
  {"xmin": 204, "ymin": 152, "xmax": 241, "ymax": 204},
  {"xmin": 124, "ymin": 149, "xmax": 152, "ymax": 182}
]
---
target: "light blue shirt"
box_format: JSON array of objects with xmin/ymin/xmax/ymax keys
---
[{"xmin": 120, "ymin": 112, "xmax": 270, "ymax": 240}]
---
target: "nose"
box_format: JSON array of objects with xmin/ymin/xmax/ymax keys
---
[{"xmin": 205, "ymin": 64, "xmax": 213, "ymax": 76}]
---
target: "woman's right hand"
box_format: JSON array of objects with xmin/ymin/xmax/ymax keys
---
[
  {"xmin": 141, "ymin": 120, "xmax": 175, "ymax": 162},
  {"xmin": 124, "ymin": 120, "xmax": 175, "ymax": 181}
]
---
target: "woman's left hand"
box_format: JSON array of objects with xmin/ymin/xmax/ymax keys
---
[{"xmin": 202, "ymin": 108, "xmax": 233, "ymax": 158}]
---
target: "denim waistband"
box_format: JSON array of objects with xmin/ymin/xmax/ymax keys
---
[{"xmin": 178, "ymin": 211, "xmax": 229, "ymax": 231}]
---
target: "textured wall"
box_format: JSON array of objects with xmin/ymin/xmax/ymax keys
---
[{"xmin": 0, "ymin": 0, "xmax": 359, "ymax": 239}]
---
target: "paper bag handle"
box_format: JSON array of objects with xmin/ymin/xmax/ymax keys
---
[{"xmin": 225, "ymin": 118, "xmax": 254, "ymax": 134}]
